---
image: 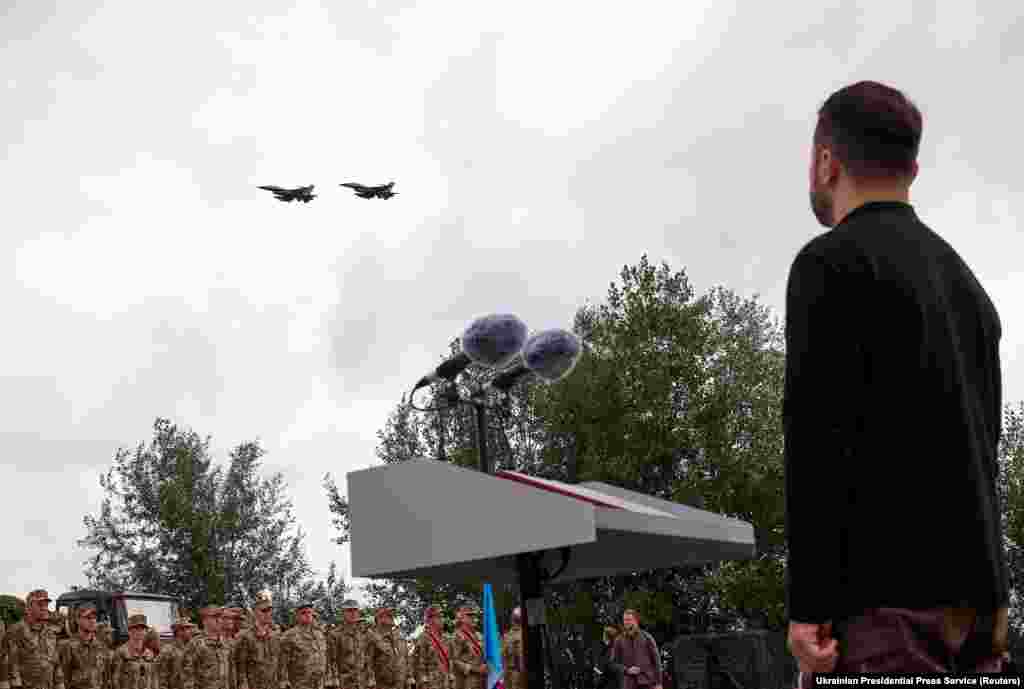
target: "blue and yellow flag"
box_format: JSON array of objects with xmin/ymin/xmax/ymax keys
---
[{"xmin": 482, "ymin": 584, "xmax": 505, "ymax": 689}]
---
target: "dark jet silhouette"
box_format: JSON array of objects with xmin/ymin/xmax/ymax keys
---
[
  {"xmin": 258, "ymin": 185, "xmax": 316, "ymax": 203},
  {"xmin": 340, "ymin": 181, "xmax": 397, "ymax": 199}
]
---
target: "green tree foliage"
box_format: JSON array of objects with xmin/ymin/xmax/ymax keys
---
[
  {"xmin": 78, "ymin": 418, "xmax": 312, "ymax": 612},
  {"xmin": 999, "ymin": 402, "xmax": 1024, "ymax": 635},
  {"xmin": 0, "ymin": 594, "xmax": 25, "ymax": 625}
]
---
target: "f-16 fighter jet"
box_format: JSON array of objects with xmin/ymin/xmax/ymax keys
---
[
  {"xmin": 339, "ymin": 181, "xmax": 397, "ymax": 199},
  {"xmin": 257, "ymin": 185, "xmax": 316, "ymax": 203}
]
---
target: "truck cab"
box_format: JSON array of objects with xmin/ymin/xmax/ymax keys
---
[{"xmin": 55, "ymin": 590, "xmax": 180, "ymax": 646}]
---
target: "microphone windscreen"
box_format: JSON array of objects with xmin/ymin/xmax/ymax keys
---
[
  {"xmin": 523, "ymin": 329, "xmax": 581, "ymax": 382},
  {"xmin": 461, "ymin": 314, "xmax": 528, "ymax": 369}
]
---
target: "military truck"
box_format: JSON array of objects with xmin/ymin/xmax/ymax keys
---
[{"xmin": 55, "ymin": 590, "xmax": 180, "ymax": 646}]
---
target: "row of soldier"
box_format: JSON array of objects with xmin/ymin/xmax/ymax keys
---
[{"xmin": 0, "ymin": 590, "xmax": 525, "ymax": 689}]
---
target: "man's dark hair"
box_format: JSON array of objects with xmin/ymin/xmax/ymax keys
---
[{"xmin": 814, "ymin": 80, "xmax": 922, "ymax": 182}]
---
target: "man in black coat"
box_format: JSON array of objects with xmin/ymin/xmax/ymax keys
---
[
  {"xmin": 785, "ymin": 81, "xmax": 1009, "ymax": 683},
  {"xmin": 595, "ymin": 626, "xmax": 622, "ymax": 689}
]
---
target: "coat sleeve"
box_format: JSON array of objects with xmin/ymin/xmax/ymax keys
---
[
  {"xmin": 783, "ymin": 247, "xmax": 854, "ymax": 624},
  {"xmin": 608, "ymin": 640, "xmax": 625, "ymax": 676},
  {"xmin": 645, "ymin": 634, "xmax": 661, "ymax": 685}
]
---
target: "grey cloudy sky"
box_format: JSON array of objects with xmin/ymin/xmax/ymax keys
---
[{"xmin": 3, "ymin": 1, "xmax": 1022, "ymax": 605}]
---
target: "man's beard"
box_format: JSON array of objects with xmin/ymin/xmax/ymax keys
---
[{"xmin": 809, "ymin": 189, "xmax": 833, "ymax": 228}]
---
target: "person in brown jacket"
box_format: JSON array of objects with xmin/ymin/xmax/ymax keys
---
[{"xmin": 609, "ymin": 611, "xmax": 660, "ymax": 689}]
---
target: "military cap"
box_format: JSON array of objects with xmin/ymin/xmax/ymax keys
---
[
  {"xmin": 254, "ymin": 591, "xmax": 274, "ymax": 610},
  {"xmin": 26, "ymin": 589, "xmax": 51, "ymax": 605},
  {"xmin": 171, "ymin": 617, "xmax": 196, "ymax": 629},
  {"xmin": 127, "ymin": 611, "xmax": 148, "ymax": 628},
  {"xmin": 341, "ymin": 599, "xmax": 360, "ymax": 609},
  {"xmin": 295, "ymin": 601, "xmax": 315, "ymax": 610},
  {"xmin": 77, "ymin": 603, "xmax": 98, "ymax": 618}
]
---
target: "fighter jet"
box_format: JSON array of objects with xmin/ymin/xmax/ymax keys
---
[
  {"xmin": 339, "ymin": 182, "xmax": 397, "ymax": 199},
  {"xmin": 257, "ymin": 185, "xmax": 316, "ymax": 203}
]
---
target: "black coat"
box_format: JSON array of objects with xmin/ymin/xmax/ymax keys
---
[
  {"xmin": 596, "ymin": 642, "xmax": 623, "ymax": 689},
  {"xmin": 783, "ymin": 201, "xmax": 1009, "ymax": 625}
]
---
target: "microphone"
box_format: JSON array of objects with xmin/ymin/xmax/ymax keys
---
[
  {"xmin": 523, "ymin": 329, "xmax": 581, "ymax": 382},
  {"xmin": 461, "ymin": 314, "xmax": 529, "ymax": 368},
  {"xmin": 411, "ymin": 314, "xmax": 529, "ymax": 394},
  {"xmin": 412, "ymin": 352, "xmax": 473, "ymax": 392}
]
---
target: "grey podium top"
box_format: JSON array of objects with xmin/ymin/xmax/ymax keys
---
[{"xmin": 348, "ymin": 457, "xmax": 755, "ymax": 585}]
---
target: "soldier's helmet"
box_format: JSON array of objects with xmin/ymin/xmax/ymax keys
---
[{"xmin": 341, "ymin": 599, "xmax": 360, "ymax": 610}]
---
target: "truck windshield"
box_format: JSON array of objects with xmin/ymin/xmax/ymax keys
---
[{"xmin": 122, "ymin": 599, "xmax": 177, "ymax": 635}]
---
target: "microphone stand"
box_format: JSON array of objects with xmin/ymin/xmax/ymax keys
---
[{"xmin": 409, "ymin": 375, "xmax": 571, "ymax": 689}]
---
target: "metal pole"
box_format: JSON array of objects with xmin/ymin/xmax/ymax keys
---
[
  {"xmin": 517, "ymin": 552, "xmax": 547, "ymax": 689},
  {"xmin": 474, "ymin": 401, "xmax": 491, "ymax": 474}
]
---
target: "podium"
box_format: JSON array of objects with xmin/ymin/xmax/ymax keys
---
[{"xmin": 348, "ymin": 458, "xmax": 756, "ymax": 688}]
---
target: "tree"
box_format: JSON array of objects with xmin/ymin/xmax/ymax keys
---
[
  {"xmin": 0, "ymin": 594, "xmax": 25, "ymax": 625},
  {"xmin": 78, "ymin": 418, "xmax": 312, "ymax": 612},
  {"xmin": 999, "ymin": 401, "xmax": 1024, "ymax": 637}
]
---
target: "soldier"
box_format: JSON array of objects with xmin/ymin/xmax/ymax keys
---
[
  {"xmin": 449, "ymin": 607, "xmax": 485, "ymax": 689},
  {"xmin": 158, "ymin": 618, "xmax": 195, "ymax": 689},
  {"xmin": 182, "ymin": 607, "xmax": 231, "ymax": 689},
  {"xmin": 58, "ymin": 604, "xmax": 107, "ymax": 689},
  {"xmin": 327, "ymin": 601, "xmax": 366, "ymax": 689},
  {"xmin": 5, "ymin": 589, "xmax": 65, "ymax": 689},
  {"xmin": 411, "ymin": 607, "xmax": 450, "ymax": 689},
  {"xmin": 501, "ymin": 610, "xmax": 523, "ymax": 689},
  {"xmin": 1, "ymin": 618, "xmax": 8, "ymax": 689},
  {"xmin": 279, "ymin": 602, "xmax": 328, "ymax": 689},
  {"xmin": 363, "ymin": 609, "xmax": 412, "ymax": 689},
  {"xmin": 109, "ymin": 612, "xmax": 157, "ymax": 689},
  {"xmin": 233, "ymin": 591, "xmax": 281, "ymax": 689}
]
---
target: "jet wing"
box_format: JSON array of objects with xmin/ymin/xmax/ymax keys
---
[
  {"xmin": 258, "ymin": 185, "xmax": 286, "ymax": 192},
  {"xmin": 341, "ymin": 183, "xmax": 369, "ymax": 191}
]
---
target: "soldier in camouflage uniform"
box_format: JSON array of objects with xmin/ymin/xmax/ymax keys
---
[
  {"xmin": 110, "ymin": 612, "xmax": 157, "ymax": 689},
  {"xmin": 182, "ymin": 607, "xmax": 231, "ymax": 689},
  {"xmin": 449, "ymin": 607, "xmax": 485, "ymax": 689},
  {"xmin": 327, "ymin": 601, "xmax": 366, "ymax": 689},
  {"xmin": 58, "ymin": 604, "xmax": 107, "ymax": 689},
  {"xmin": 500, "ymin": 609, "xmax": 523, "ymax": 689},
  {"xmin": 5, "ymin": 589, "xmax": 65, "ymax": 689},
  {"xmin": 233, "ymin": 592, "xmax": 280, "ymax": 689},
  {"xmin": 1, "ymin": 617, "xmax": 8, "ymax": 689},
  {"xmin": 411, "ymin": 607, "xmax": 451, "ymax": 689},
  {"xmin": 279, "ymin": 602, "xmax": 328, "ymax": 689},
  {"xmin": 158, "ymin": 618, "xmax": 195, "ymax": 689},
  {"xmin": 362, "ymin": 609, "xmax": 411, "ymax": 689}
]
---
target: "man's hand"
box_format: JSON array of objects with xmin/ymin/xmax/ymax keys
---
[
  {"xmin": 627, "ymin": 667, "xmax": 641, "ymax": 676},
  {"xmin": 787, "ymin": 621, "xmax": 839, "ymax": 675},
  {"xmin": 479, "ymin": 664, "xmax": 489, "ymax": 674}
]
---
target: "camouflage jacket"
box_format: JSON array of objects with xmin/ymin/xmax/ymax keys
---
[
  {"xmin": 410, "ymin": 631, "xmax": 451, "ymax": 689},
  {"xmin": 156, "ymin": 640, "xmax": 188, "ymax": 689},
  {"xmin": 58, "ymin": 636, "xmax": 106, "ymax": 689},
  {"xmin": 500, "ymin": 628, "xmax": 522, "ymax": 689},
  {"xmin": 232, "ymin": 627, "xmax": 281, "ymax": 689},
  {"xmin": 279, "ymin": 626, "xmax": 327, "ymax": 689},
  {"xmin": 362, "ymin": 627, "xmax": 409, "ymax": 689},
  {"xmin": 326, "ymin": 624, "xmax": 365, "ymax": 689},
  {"xmin": 5, "ymin": 620, "xmax": 65, "ymax": 689},
  {"xmin": 182, "ymin": 634, "xmax": 232, "ymax": 689},
  {"xmin": 448, "ymin": 630, "xmax": 483, "ymax": 689},
  {"xmin": 109, "ymin": 645, "xmax": 156, "ymax": 689},
  {"xmin": 1, "ymin": 623, "xmax": 8, "ymax": 689}
]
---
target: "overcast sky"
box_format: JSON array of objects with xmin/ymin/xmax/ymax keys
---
[{"xmin": 3, "ymin": 1, "xmax": 1022, "ymax": 607}]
